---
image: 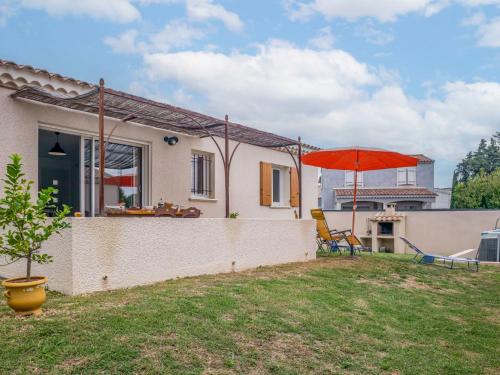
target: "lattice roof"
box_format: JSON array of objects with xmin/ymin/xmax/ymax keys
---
[{"xmin": 12, "ymin": 86, "xmax": 300, "ymax": 148}]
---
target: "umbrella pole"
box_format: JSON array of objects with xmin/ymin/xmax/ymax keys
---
[{"xmin": 351, "ymin": 169, "xmax": 358, "ymax": 256}]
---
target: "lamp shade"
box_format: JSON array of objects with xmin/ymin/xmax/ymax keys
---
[{"xmin": 48, "ymin": 132, "xmax": 66, "ymax": 156}]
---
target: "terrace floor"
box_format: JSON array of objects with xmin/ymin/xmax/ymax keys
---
[{"xmin": 1, "ymin": 254, "xmax": 499, "ymax": 374}]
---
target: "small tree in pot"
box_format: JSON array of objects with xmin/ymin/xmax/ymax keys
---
[{"xmin": 0, "ymin": 154, "xmax": 71, "ymax": 316}]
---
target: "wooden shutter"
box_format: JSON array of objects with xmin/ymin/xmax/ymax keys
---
[
  {"xmin": 260, "ymin": 162, "xmax": 272, "ymax": 206},
  {"xmin": 290, "ymin": 167, "xmax": 299, "ymax": 207}
]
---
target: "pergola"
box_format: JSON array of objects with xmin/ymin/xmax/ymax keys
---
[{"xmin": 12, "ymin": 80, "xmax": 313, "ymax": 218}]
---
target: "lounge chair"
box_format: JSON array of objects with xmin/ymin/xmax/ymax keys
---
[
  {"xmin": 400, "ymin": 237, "xmax": 479, "ymax": 271},
  {"xmin": 344, "ymin": 233, "xmax": 372, "ymax": 255},
  {"xmin": 310, "ymin": 209, "xmax": 351, "ymax": 254}
]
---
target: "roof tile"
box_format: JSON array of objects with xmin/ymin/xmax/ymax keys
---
[{"xmin": 334, "ymin": 188, "xmax": 438, "ymax": 198}]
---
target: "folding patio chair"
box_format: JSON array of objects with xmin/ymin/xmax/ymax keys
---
[
  {"xmin": 310, "ymin": 208, "xmax": 352, "ymax": 254},
  {"xmin": 400, "ymin": 237, "xmax": 479, "ymax": 271},
  {"xmin": 344, "ymin": 233, "xmax": 372, "ymax": 255}
]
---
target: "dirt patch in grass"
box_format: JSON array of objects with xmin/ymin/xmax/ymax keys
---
[
  {"xmin": 357, "ymin": 273, "xmax": 462, "ymax": 294},
  {"xmin": 398, "ymin": 276, "xmax": 432, "ymax": 290},
  {"xmin": 235, "ymin": 256, "xmax": 372, "ymax": 279},
  {"xmin": 447, "ymin": 315, "xmax": 467, "ymax": 325},
  {"xmin": 354, "ymin": 298, "xmax": 369, "ymax": 309},
  {"xmin": 231, "ymin": 331, "xmax": 315, "ymax": 370},
  {"xmin": 481, "ymin": 307, "xmax": 500, "ymax": 325},
  {"xmin": 55, "ymin": 357, "xmax": 90, "ymax": 372}
]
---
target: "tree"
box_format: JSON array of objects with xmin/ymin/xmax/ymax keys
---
[
  {"xmin": 0, "ymin": 154, "xmax": 71, "ymax": 280},
  {"xmin": 452, "ymin": 169, "xmax": 500, "ymax": 209},
  {"xmin": 451, "ymin": 132, "xmax": 500, "ymax": 209},
  {"xmin": 454, "ymin": 133, "xmax": 500, "ymax": 184}
]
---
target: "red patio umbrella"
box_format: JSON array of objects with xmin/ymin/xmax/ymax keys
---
[
  {"xmin": 103, "ymin": 175, "xmax": 138, "ymax": 187},
  {"xmin": 302, "ymin": 147, "xmax": 419, "ymax": 256}
]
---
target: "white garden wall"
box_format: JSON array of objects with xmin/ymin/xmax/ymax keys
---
[
  {"xmin": 323, "ymin": 209, "xmax": 500, "ymax": 256},
  {"xmin": 1, "ymin": 218, "xmax": 316, "ymax": 295}
]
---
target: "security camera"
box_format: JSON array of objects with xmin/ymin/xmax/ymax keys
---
[{"xmin": 164, "ymin": 136, "xmax": 179, "ymax": 146}]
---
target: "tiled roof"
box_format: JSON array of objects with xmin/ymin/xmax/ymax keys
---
[
  {"xmin": 410, "ymin": 154, "xmax": 434, "ymax": 164},
  {"xmin": 334, "ymin": 188, "xmax": 438, "ymax": 198},
  {"xmin": 0, "ymin": 59, "xmax": 94, "ymax": 88}
]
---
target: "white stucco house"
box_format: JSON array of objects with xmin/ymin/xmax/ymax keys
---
[
  {"xmin": 0, "ymin": 59, "xmax": 319, "ymax": 219},
  {"xmin": 0, "ymin": 59, "xmax": 318, "ymax": 294}
]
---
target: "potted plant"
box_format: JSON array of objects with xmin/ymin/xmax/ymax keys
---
[{"xmin": 0, "ymin": 154, "xmax": 70, "ymax": 316}]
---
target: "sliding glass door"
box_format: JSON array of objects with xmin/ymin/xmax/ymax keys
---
[
  {"xmin": 39, "ymin": 128, "xmax": 146, "ymax": 217},
  {"xmin": 84, "ymin": 138, "xmax": 143, "ymax": 215},
  {"xmin": 93, "ymin": 140, "xmax": 142, "ymax": 210}
]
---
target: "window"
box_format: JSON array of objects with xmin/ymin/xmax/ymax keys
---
[
  {"xmin": 260, "ymin": 162, "xmax": 298, "ymax": 207},
  {"xmin": 191, "ymin": 151, "xmax": 214, "ymax": 198},
  {"xmin": 345, "ymin": 171, "xmax": 363, "ymax": 187},
  {"xmin": 397, "ymin": 167, "xmax": 416, "ymax": 186},
  {"xmin": 272, "ymin": 169, "xmax": 281, "ymax": 204},
  {"xmin": 271, "ymin": 166, "xmax": 289, "ymax": 206}
]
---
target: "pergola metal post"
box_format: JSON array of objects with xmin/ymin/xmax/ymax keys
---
[
  {"xmin": 224, "ymin": 115, "xmax": 230, "ymax": 218},
  {"xmin": 98, "ymin": 78, "xmax": 105, "ymax": 215},
  {"xmin": 282, "ymin": 138, "xmax": 303, "ymax": 219}
]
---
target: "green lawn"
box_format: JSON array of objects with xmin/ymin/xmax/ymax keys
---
[{"xmin": 1, "ymin": 254, "xmax": 499, "ymax": 375}]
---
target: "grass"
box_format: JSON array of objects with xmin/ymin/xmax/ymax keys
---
[{"xmin": 1, "ymin": 254, "xmax": 499, "ymax": 375}]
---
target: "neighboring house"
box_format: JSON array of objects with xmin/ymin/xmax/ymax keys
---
[
  {"xmin": 0, "ymin": 59, "xmax": 318, "ymax": 218},
  {"xmin": 432, "ymin": 187, "xmax": 452, "ymax": 209},
  {"xmin": 320, "ymin": 154, "xmax": 437, "ymax": 210}
]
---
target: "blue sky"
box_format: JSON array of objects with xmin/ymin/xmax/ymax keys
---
[{"xmin": 1, "ymin": 0, "xmax": 500, "ymax": 186}]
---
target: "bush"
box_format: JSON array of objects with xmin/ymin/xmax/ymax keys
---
[{"xmin": 452, "ymin": 169, "xmax": 500, "ymax": 209}]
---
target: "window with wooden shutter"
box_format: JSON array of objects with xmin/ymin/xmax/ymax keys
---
[
  {"xmin": 345, "ymin": 171, "xmax": 363, "ymax": 187},
  {"xmin": 290, "ymin": 167, "xmax": 299, "ymax": 207},
  {"xmin": 260, "ymin": 162, "xmax": 272, "ymax": 206}
]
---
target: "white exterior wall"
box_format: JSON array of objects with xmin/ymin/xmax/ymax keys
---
[
  {"xmin": 0, "ymin": 85, "xmax": 318, "ymax": 218},
  {"xmin": 0, "ymin": 218, "xmax": 316, "ymax": 295}
]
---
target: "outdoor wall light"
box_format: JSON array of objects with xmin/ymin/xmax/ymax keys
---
[
  {"xmin": 48, "ymin": 131, "xmax": 67, "ymax": 156},
  {"xmin": 164, "ymin": 136, "xmax": 179, "ymax": 146}
]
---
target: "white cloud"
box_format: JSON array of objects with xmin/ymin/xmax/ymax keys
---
[
  {"xmin": 424, "ymin": 0, "xmax": 451, "ymax": 16},
  {"xmin": 140, "ymin": 41, "xmax": 500, "ymax": 168},
  {"xmin": 459, "ymin": 0, "xmax": 500, "ymax": 5},
  {"xmin": 186, "ymin": 0, "xmax": 244, "ymax": 31},
  {"xmin": 104, "ymin": 29, "xmax": 145, "ymax": 54},
  {"xmin": 144, "ymin": 41, "xmax": 378, "ymax": 115},
  {"xmin": 150, "ymin": 19, "xmax": 205, "ymax": 50},
  {"xmin": 136, "ymin": 0, "xmax": 181, "ymax": 4},
  {"xmin": 308, "ymin": 26, "xmax": 335, "ymax": 49},
  {"xmin": 284, "ymin": 0, "xmax": 442, "ymax": 23},
  {"xmin": 21, "ymin": 0, "xmax": 140, "ymax": 23},
  {"xmin": 0, "ymin": 1, "xmax": 17, "ymax": 26},
  {"xmin": 477, "ymin": 17, "xmax": 500, "ymax": 47},
  {"xmin": 284, "ymin": 0, "xmax": 500, "ymax": 23},
  {"xmin": 356, "ymin": 21, "xmax": 394, "ymax": 45},
  {"xmin": 462, "ymin": 11, "xmax": 486, "ymax": 25},
  {"xmin": 104, "ymin": 20, "xmax": 204, "ymax": 54}
]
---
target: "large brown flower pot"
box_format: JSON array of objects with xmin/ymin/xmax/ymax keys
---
[{"xmin": 2, "ymin": 276, "xmax": 48, "ymax": 316}]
